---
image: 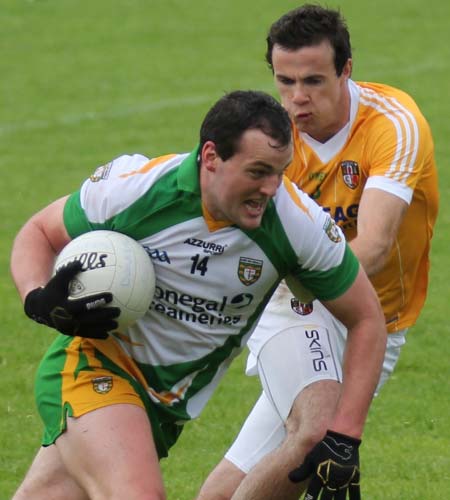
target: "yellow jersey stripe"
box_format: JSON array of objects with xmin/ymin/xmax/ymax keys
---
[{"xmin": 119, "ymin": 154, "xmax": 177, "ymax": 178}]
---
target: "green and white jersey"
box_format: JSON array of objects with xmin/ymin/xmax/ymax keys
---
[{"xmin": 64, "ymin": 147, "xmax": 358, "ymax": 423}]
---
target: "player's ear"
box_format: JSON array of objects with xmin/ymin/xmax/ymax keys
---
[
  {"xmin": 342, "ymin": 58, "xmax": 352, "ymax": 79},
  {"xmin": 200, "ymin": 141, "xmax": 219, "ymax": 172}
]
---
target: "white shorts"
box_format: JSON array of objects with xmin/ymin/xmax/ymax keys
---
[{"xmin": 226, "ymin": 293, "xmax": 407, "ymax": 473}]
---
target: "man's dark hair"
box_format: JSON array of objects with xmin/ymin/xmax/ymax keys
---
[
  {"xmin": 266, "ymin": 4, "xmax": 352, "ymax": 76},
  {"xmin": 199, "ymin": 90, "xmax": 291, "ymax": 161}
]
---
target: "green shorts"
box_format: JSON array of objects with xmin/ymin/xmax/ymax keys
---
[{"xmin": 35, "ymin": 334, "xmax": 183, "ymax": 458}]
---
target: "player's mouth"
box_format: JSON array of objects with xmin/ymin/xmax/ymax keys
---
[
  {"xmin": 244, "ymin": 199, "xmax": 266, "ymax": 217},
  {"xmin": 295, "ymin": 112, "xmax": 312, "ymax": 121}
]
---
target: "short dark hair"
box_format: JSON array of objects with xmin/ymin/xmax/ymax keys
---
[
  {"xmin": 266, "ymin": 4, "xmax": 352, "ymax": 76},
  {"xmin": 199, "ymin": 90, "xmax": 291, "ymax": 161}
]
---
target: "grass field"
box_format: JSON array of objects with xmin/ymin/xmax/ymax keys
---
[{"xmin": 1, "ymin": 0, "xmax": 449, "ymax": 498}]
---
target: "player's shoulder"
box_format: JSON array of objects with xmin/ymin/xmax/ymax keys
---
[
  {"xmin": 110, "ymin": 152, "xmax": 151, "ymax": 170},
  {"xmin": 77, "ymin": 151, "xmax": 190, "ymax": 222},
  {"xmin": 354, "ymin": 80, "xmax": 433, "ymax": 144},
  {"xmin": 86, "ymin": 152, "xmax": 189, "ymax": 192},
  {"xmin": 356, "ymin": 81, "xmax": 425, "ymax": 119},
  {"xmin": 105, "ymin": 152, "xmax": 187, "ymax": 177}
]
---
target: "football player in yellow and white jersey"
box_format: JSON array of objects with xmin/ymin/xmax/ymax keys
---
[
  {"xmin": 198, "ymin": 5, "xmax": 438, "ymax": 500},
  {"xmin": 287, "ymin": 79, "xmax": 438, "ymax": 334}
]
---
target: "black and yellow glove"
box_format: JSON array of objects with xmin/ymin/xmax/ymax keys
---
[
  {"xmin": 24, "ymin": 260, "xmax": 120, "ymax": 339},
  {"xmin": 289, "ymin": 430, "xmax": 361, "ymax": 500}
]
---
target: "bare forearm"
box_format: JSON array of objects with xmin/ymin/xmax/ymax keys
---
[
  {"xmin": 330, "ymin": 319, "xmax": 387, "ymax": 438},
  {"xmin": 10, "ymin": 196, "xmax": 70, "ymax": 301},
  {"xmin": 350, "ymin": 188, "xmax": 408, "ymax": 277},
  {"xmin": 323, "ymin": 266, "xmax": 388, "ymax": 439},
  {"xmin": 11, "ymin": 220, "xmax": 58, "ymax": 300}
]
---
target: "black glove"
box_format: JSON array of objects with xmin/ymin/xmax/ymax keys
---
[
  {"xmin": 289, "ymin": 430, "xmax": 361, "ymax": 500},
  {"xmin": 24, "ymin": 260, "xmax": 120, "ymax": 339}
]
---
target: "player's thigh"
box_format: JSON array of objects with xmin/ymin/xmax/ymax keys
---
[
  {"xmin": 225, "ymin": 391, "xmax": 286, "ymax": 473},
  {"xmin": 12, "ymin": 445, "xmax": 87, "ymax": 500},
  {"xmin": 256, "ymin": 303, "xmax": 343, "ymax": 421},
  {"xmin": 56, "ymin": 404, "xmax": 165, "ymax": 500},
  {"xmin": 376, "ymin": 329, "xmax": 408, "ymax": 394}
]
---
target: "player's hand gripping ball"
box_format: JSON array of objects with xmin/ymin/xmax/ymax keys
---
[{"xmin": 25, "ymin": 231, "xmax": 155, "ymax": 338}]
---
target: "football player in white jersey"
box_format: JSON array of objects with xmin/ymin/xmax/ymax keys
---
[{"xmin": 11, "ymin": 90, "xmax": 386, "ymax": 500}]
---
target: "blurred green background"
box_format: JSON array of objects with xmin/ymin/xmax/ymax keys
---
[{"xmin": 1, "ymin": 0, "xmax": 449, "ymax": 498}]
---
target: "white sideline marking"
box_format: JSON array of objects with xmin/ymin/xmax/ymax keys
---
[{"xmin": 0, "ymin": 95, "xmax": 214, "ymax": 136}]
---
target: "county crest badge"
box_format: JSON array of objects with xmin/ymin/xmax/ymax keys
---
[
  {"xmin": 323, "ymin": 217, "xmax": 342, "ymax": 243},
  {"xmin": 92, "ymin": 376, "xmax": 113, "ymax": 394},
  {"xmin": 238, "ymin": 257, "xmax": 263, "ymax": 286},
  {"xmin": 89, "ymin": 162, "xmax": 112, "ymax": 182},
  {"xmin": 291, "ymin": 298, "xmax": 314, "ymax": 316},
  {"xmin": 340, "ymin": 160, "xmax": 360, "ymax": 189}
]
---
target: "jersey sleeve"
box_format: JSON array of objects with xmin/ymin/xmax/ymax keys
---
[
  {"xmin": 276, "ymin": 177, "xmax": 360, "ymax": 301},
  {"xmin": 361, "ymin": 87, "xmax": 434, "ymax": 205},
  {"xmin": 63, "ymin": 154, "xmax": 156, "ymax": 237}
]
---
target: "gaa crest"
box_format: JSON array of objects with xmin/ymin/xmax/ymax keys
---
[
  {"xmin": 90, "ymin": 162, "xmax": 112, "ymax": 182},
  {"xmin": 340, "ymin": 161, "xmax": 360, "ymax": 189},
  {"xmin": 323, "ymin": 218, "xmax": 342, "ymax": 243},
  {"xmin": 68, "ymin": 277, "xmax": 85, "ymax": 296},
  {"xmin": 92, "ymin": 376, "xmax": 113, "ymax": 394},
  {"xmin": 238, "ymin": 257, "xmax": 263, "ymax": 286},
  {"xmin": 291, "ymin": 298, "xmax": 314, "ymax": 316}
]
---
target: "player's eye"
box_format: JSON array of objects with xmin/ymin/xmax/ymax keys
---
[
  {"xmin": 304, "ymin": 76, "xmax": 323, "ymax": 86},
  {"xmin": 249, "ymin": 170, "xmax": 264, "ymax": 179},
  {"xmin": 277, "ymin": 76, "xmax": 295, "ymax": 86}
]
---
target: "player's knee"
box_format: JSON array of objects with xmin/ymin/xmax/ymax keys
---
[
  {"xmin": 13, "ymin": 478, "xmax": 86, "ymax": 500},
  {"xmin": 286, "ymin": 422, "xmax": 327, "ymax": 457},
  {"xmin": 285, "ymin": 380, "xmax": 340, "ymax": 452},
  {"xmin": 12, "ymin": 465, "xmax": 87, "ymax": 500},
  {"xmin": 284, "ymin": 402, "xmax": 336, "ymax": 458},
  {"xmin": 197, "ymin": 459, "xmax": 244, "ymax": 500}
]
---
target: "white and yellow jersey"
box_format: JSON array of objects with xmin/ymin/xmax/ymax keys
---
[
  {"xmin": 286, "ymin": 80, "xmax": 438, "ymax": 332},
  {"xmin": 61, "ymin": 148, "xmax": 359, "ymax": 422}
]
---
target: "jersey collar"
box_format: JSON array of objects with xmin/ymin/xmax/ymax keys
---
[
  {"xmin": 177, "ymin": 145, "xmax": 201, "ymax": 195},
  {"xmin": 176, "ymin": 144, "xmax": 235, "ymax": 231}
]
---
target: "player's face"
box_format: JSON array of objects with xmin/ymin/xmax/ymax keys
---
[
  {"xmin": 272, "ymin": 41, "xmax": 352, "ymax": 143},
  {"xmin": 202, "ymin": 129, "xmax": 292, "ymax": 230}
]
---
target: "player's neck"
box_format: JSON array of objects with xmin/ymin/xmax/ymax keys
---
[{"xmin": 306, "ymin": 89, "xmax": 351, "ymax": 144}]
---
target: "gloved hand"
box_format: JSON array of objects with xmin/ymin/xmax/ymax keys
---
[
  {"xmin": 289, "ymin": 430, "xmax": 361, "ymax": 500},
  {"xmin": 24, "ymin": 260, "xmax": 120, "ymax": 339}
]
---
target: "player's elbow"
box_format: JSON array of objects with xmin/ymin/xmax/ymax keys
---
[
  {"xmin": 374, "ymin": 241, "xmax": 395, "ymax": 274},
  {"xmin": 351, "ymin": 235, "xmax": 396, "ymax": 277}
]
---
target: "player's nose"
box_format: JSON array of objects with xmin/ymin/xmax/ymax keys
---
[{"xmin": 260, "ymin": 173, "xmax": 282, "ymax": 197}]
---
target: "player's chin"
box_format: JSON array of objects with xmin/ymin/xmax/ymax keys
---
[{"xmin": 238, "ymin": 213, "xmax": 264, "ymax": 230}]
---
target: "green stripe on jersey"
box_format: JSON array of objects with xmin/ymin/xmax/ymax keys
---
[
  {"xmin": 292, "ymin": 244, "xmax": 359, "ymax": 301},
  {"xmin": 63, "ymin": 150, "xmax": 203, "ymax": 239},
  {"xmin": 133, "ymin": 288, "xmax": 273, "ymax": 423},
  {"xmin": 244, "ymin": 200, "xmax": 297, "ymax": 278}
]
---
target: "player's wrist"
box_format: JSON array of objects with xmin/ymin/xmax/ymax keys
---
[
  {"xmin": 326, "ymin": 429, "xmax": 361, "ymax": 446},
  {"xmin": 328, "ymin": 413, "xmax": 365, "ymax": 440},
  {"xmin": 24, "ymin": 287, "xmax": 49, "ymax": 325}
]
